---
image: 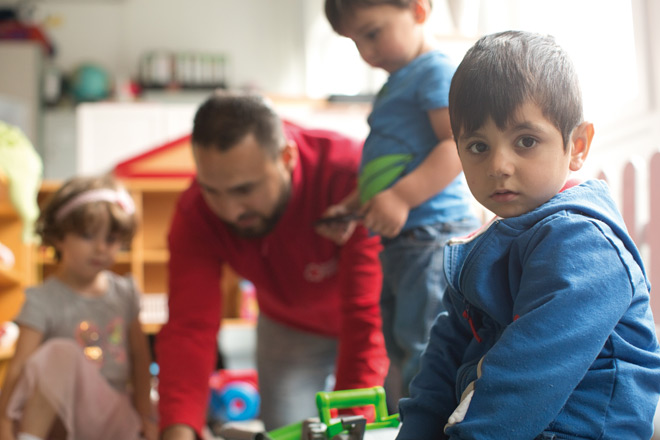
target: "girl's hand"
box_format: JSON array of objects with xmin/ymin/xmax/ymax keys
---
[
  {"xmin": 314, "ymin": 203, "xmax": 359, "ymax": 245},
  {"xmin": 0, "ymin": 417, "xmax": 16, "ymax": 440},
  {"xmin": 141, "ymin": 418, "xmax": 159, "ymax": 440},
  {"xmin": 361, "ymin": 188, "xmax": 410, "ymax": 238}
]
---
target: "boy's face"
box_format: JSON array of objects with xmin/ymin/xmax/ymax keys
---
[
  {"xmin": 340, "ymin": 2, "xmax": 427, "ymax": 74},
  {"xmin": 456, "ymin": 101, "xmax": 592, "ymax": 218}
]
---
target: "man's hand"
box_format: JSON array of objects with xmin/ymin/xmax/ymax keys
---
[
  {"xmin": 315, "ymin": 203, "xmax": 359, "ymax": 245},
  {"xmin": 161, "ymin": 424, "xmax": 196, "ymax": 440}
]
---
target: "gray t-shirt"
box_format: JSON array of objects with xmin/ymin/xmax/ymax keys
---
[{"xmin": 16, "ymin": 272, "xmax": 140, "ymax": 391}]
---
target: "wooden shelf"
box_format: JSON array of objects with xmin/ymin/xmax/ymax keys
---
[
  {"xmin": 141, "ymin": 318, "xmax": 255, "ymax": 335},
  {"xmin": 0, "ymin": 204, "xmax": 17, "ymax": 219},
  {"xmin": 0, "ymin": 343, "xmax": 15, "ymax": 361},
  {"xmin": 143, "ymin": 249, "xmax": 169, "ymax": 263},
  {"xmin": 0, "ymin": 265, "xmax": 21, "ymax": 288},
  {"xmin": 37, "ymin": 250, "xmax": 133, "ymax": 266}
]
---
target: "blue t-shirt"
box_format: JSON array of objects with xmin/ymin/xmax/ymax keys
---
[{"xmin": 359, "ymin": 50, "xmax": 473, "ymax": 231}]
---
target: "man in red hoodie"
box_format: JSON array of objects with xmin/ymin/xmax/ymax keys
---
[{"xmin": 157, "ymin": 91, "xmax": 389, "ymax": 440}]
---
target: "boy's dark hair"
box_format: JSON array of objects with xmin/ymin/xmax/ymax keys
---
[
  {"xmin": 37, "ymin": 174, "xmax": 137, "ymax": 261},
  {"xmin": 325, "ymin": 0, "xmax": 430, "ymax": 34},
  {"xmin": 448, "ymin": 30, "xmax": 583, "ymax": 149},
  {"xmin": 192, "ymin": 91, "xmax": 285, "ymax": 159}
]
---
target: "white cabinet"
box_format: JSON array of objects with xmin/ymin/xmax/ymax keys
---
[
  {"xmin": 74, "ymin": 98, "xmax": 370, "ymax": 177},
  {"xmin": 76, "ymin": 102, "xmax": 198, "ymax": 176}
]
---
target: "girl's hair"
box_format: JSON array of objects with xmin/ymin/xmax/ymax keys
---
[
  {"xmin": 448, "ymin": 30, "xmax": 583, "ymax": 149},
  {"xmin": 325, "ymin": 0, "xmax": 430, "ymax": 34},
  {"xmin": 36, "ymin": 174, "xmax": 137, "ymax": 260}
]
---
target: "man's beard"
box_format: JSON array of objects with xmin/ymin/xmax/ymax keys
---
[{"xmin": 227, "ymin": 180, "xmax": 292, "ymax": 238}]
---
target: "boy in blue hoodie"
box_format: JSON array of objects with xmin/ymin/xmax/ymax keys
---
[{"xmin": 396, "ymin": 30, "xmax": 660, "ymax": 440}]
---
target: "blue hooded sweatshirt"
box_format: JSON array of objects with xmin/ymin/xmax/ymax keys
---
[{"xmin": 397, "ymin": 179, "xmax": 660, "ymax": 439}]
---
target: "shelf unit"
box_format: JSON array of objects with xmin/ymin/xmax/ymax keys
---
[
  {"xmin": 36, "ymin": 178, "xmax": 244, "ymax": 333},
  {"xmin": 0, "ymin": 173, "xmax": 34, "ymax": 381}
]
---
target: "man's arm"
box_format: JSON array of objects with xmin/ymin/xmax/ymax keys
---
[
  {"xmin": 157, "ymin": 200, "xmax": 223, "ymax": 437},
  {"xmin": 333, "ymin": 222, "xmax": 389, "ymax": 398},
  {"xmin": 315, "ymin": 189, "xmax": 361, "ymax": 245}
]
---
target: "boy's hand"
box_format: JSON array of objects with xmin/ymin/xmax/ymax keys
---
[
  {"xmin": 315, "ymin": 203, "xmax": 359, "ymax": 245},
  {"xmin": 445, "ymin": 382, "xmax": 475, "ymax": 430},
  {"xmin": 361, "ymin": 188, "xmax": 409, "ymax": 238},
  {"xmin": 445, "ymin": 357, "xmax": 484, "ymax": 432}
]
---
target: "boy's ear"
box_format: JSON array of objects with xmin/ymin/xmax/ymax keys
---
[
  {"xmin": 569, "ymin": 121, "xmax": 594, "ymax": 172},
  {"xmin": 412, "ymin": 0, "xmax": 431, "ymax": 23}
]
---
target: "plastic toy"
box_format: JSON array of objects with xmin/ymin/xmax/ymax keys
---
[
  {"xmin": 218, "ymin": 386, "xmax": 399, "ymax": 440},
  {"xmin": 208, "ymin": 369, "xmax": 260, "ymax": 423}
]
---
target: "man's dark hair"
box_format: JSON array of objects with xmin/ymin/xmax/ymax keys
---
[
  {"xmin": 449, "ymin": 30, "xmax": 583, "ymax": 149},
  {"xmin": 325, "ymin": 0, "xmax": 430, "ymax": 34},
  {"xmin": 192, "ymin": 91, "xmax": 285, "ymax": 158}
]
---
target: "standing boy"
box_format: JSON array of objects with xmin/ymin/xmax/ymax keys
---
[
  {"xmin": 321, "ymin": 0, "xmax": 479, "ymax": 398},
  {"xmin": 397, "ymin": 30, "xmax": 660, "ymax": 439}
]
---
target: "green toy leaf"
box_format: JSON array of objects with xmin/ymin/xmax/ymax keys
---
[{"xmin": 359, "ymin": 154, "xmax": 412, "ymax": 203}]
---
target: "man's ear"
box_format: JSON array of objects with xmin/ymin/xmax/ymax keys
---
[
  {"xmin": 412, "ymin": 0, "xmax": 431, "ymax": 23},
  {"xmin": 569, "ymin": 122, "xmax": 594, "ymax": 172},
  {"xmin": 280, "ymin": 140, "xmax": 298, "ymax": 173}
]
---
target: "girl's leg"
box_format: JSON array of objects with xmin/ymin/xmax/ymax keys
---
[
  {"xmin": 8, "ymin": 338, "xmax": 141, "ymax": 440},
  {"xmin": 18, "ymin": 387, "xmax": 59, "ymax": 439}
]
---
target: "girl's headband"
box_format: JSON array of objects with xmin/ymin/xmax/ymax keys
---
[{"xmin": 55, "ymin": 188, "xmax": 136, "ymax": 222}]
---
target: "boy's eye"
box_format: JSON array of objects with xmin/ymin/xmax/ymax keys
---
[
  {"xmin": 516, "ymin": 137, "xmax": 537, "ymax": 148},
  {"xmin": 106, "ymin": 234, "xmax": 120, "ymax": 245},
  {"xmin": 365, "ymin": 29, "xmax": 379, "ymax": 40},
  {"xmin": 467, "ymin": 142, "xmax": 488, "ymax": 154}
]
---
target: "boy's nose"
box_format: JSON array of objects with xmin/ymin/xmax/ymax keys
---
[
  {"xmin": 487, "ymin": 148, "xmax": 515, "ymax": 177},
  {"xmin": 356, "ymin": 44, "xmax": 376, "ymax": 66}
]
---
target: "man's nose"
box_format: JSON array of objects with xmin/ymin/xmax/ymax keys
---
[{"xmin": 210, "ymin": 195, "xmax": 245, "ymax": 222}]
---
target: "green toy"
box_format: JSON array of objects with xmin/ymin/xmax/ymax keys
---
[
  {"xmin": 263, "ymin": 386, "xmax": 400, "ymax": 440},
  {"xmin": 0, "ymin": 121, "xmax": 43, "ymax": 243}
]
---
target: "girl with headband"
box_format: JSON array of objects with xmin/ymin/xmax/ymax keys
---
[{"xmin": 0, "ymin": 174, "xmax": 157, "ymax": 440}]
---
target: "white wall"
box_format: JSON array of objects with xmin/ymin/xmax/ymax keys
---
[{"xmin": 2, "ymin": 0, "xmax": 308, "ymax": 95}]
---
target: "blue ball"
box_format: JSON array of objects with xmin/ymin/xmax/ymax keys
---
[{"xmin": 70, "ymin": 63, "xmax": 111, "ymax": 102}]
